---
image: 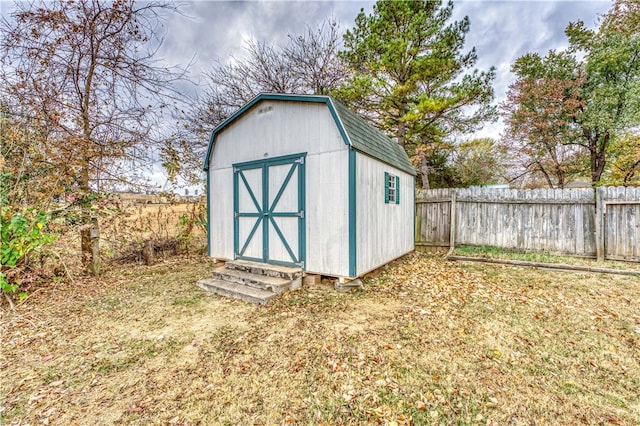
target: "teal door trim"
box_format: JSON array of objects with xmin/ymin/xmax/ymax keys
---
[
  {"xmin": 348, "ymin": 147, "xmax": 357, "ymax": 277},
  {"xmin": 233, "ymin": 152, "xmax": 307, "ymax": 268}
]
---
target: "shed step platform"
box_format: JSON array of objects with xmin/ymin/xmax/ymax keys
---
[
  {"xmin": 197, "ymin": 260, "xmax": 302, "ymax": 304},
  {"xmin": 225, "ymin": 259, "xmax": 303, "ymax": 281},
  {"xmin": 197, "ymin": 278, "xmax": 279, "ymax": 305}
]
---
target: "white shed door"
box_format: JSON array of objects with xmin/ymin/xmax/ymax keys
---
[{"xmin": 233, "ymin": 153, "xmax": 306, "ymax": 268}]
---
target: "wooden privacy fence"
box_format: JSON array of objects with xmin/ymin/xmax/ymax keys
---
[{"xmin": 415, "ymin": 187, "xmax": 640, "ymax": 262}]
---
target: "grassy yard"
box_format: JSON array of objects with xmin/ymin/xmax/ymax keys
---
[
  {"xmin": 453, "ymin": 245, "xmax": 640, "ymax": 272},
  {"xmin": 2, "ymin": 253, "xmax": 639, "ymax": 425}
]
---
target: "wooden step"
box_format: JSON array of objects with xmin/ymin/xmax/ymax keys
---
[
  {"xmin": 225, "ymin": 259, "xmax": 302, "ymax": 280},
  {"xmin": 198, "ymin": 260, "xmax": 303, "ymax": 304},
  {"xmin": 197, "ymin": 278, "xmax": 278, "ymax": 305},
  {"xmin": 211, "ymin": 266, "xmax": 291, "ymax": 294}
]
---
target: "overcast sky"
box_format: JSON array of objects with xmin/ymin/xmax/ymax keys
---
[
  {"xmin": 0, "ymin": 0, "xmax": 613, "ymax": 190},
  {"xmin": 158, "ymin": 0, "xmax": 612, "ymax": 140}
]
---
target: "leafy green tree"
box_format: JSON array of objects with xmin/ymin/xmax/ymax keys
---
[
  {"xmin": 0, "ymin": 206, "xmax": 55, "ymax": 307},
  {"xmin": 602, "ymin": 0, "xmax": 640, "ymax": 36},
  {"xmin": 501, "ymin": 51, "xmax": 587, "ymax": 188},
  {"xmin": 565, "ymin": 14, "xmax": 640, "ymax": 184},
  {"xmin": 451, "ymin": 138, "xmax": 507, "ymax": 187},
  {"xmin": 503, "ymin": 0, "xmax": 640, "ymax": 186},
  {"xmin": 604, "ymin": 133, "xmax": 640, "ymax": 186},
  {"xmin": 1, "ymin": 101, "xmax": 61, "ymax": 304},
  {"xmin": 336, "ymin": 0, "xmax": 496, "ymax": 189}
]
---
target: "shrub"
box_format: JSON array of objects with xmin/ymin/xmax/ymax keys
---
[
  {"xmin": 176, "ymin": 202, "xmax": 206, "ymax": 252},
  {"xmin": 0, "ymin": 207, "xmax": 56, "ymax": 304}
]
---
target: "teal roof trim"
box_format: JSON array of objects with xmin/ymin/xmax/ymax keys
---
[
  {"xmin": 203, "ymin": 93, "xmax": 416, "ymax": 176},
  {"xmin": 203, "ymin": 94, "xmax": 340, "ymax": 171}
]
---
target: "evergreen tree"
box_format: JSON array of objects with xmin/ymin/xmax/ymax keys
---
[{"xmin": 336, "ymin": 0, "xmax": 496, "ymax": 189}]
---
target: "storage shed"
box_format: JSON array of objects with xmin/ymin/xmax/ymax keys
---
[{"xmin": 203, "ymin": 93, "xmax": 416, "ymax": 279}]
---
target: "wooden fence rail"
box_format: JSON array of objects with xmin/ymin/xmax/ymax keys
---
[{"xmin": 415, "ymin": 187, "xmax": 640, "ymax": 262}]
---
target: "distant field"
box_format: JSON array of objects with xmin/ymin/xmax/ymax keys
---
[
  {"xmin": 103, "ymin": 202, "xmax": 205, "ymax": 240},
  {"xmin": 48, "ymin": 202, "xmax": 206, "ymax": 270},
  {"xmin": 99, "ymin": 201, "xmax": 206, "ymax": 258}
]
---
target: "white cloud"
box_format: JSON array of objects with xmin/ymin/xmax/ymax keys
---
[{"xmin": 161, "ymin": 0, "xmax": 610, "ymax": 108}]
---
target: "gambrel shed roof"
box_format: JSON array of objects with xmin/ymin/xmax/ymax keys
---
[{"xmin": 203, "ymin": 93, "xmax": 416, "ymax": 176}]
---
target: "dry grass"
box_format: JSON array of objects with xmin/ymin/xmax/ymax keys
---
[
  {"xmin": 100, "ymin": 202, "xmax": 206, "ymax": 253},
  {"xmin": 43, "ymin": 202, "xmax": 206, "ymax": 276},
  {"xmin": 453, "ymin": 244, "xmax": 640, "ymax": 272},
  {"xmin": 2, "ymin": 253, "xmax": 639, "ymax": 425}
]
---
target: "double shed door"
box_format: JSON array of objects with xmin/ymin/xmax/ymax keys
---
[{"xmin": 233, "ymin": 153, "xmax": 306, "ymax": 268}]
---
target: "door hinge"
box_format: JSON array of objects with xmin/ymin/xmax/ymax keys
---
[
  {"xmin": 234, "ymin": 211, "xmax": 239, "ymax": 218},
  {"xmin": 297, "ymin": 260, "xmax": 305, "ymax": 269},
  {"xmin": 295, "ymin": 157, "xmax": 305, "ymax": 164},
  {"xmin": 296, "ymin": 211, "xmax": 304, "ymax": 218}
]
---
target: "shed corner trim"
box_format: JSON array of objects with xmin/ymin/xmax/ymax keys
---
[
  {"xmin": 348, "ymin": 146, "xmax": 357, "ymax": 277},
  {"xmin": 326, "ymin": 97, "xmax": 353, "ymax": 148}
]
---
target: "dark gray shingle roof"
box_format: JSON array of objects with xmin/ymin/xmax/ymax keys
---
[{"xmin": 330, "ymin": 99, "xmax": 415, "ymax": 175}]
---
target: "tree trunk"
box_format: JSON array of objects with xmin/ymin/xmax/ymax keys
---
[
  {"xmin": 396, "ymin": 99, "xmax": 411, "ymax": 149},
  {"xmin": 397, "ymin": 120, "xmax": 407, "ymax": 148},
  {"xmin": 79, "ymin": 154, "xmax": 100, "ymax": 275},
  {"xmin": 557, "ymin": 169, "xmax": 565, "ymax": 189},
  {"xmin": 142, "ymin": 239, "xmax": 155, "ymax": 266},
  {"xmin": 593, "ymin": 147, "xmax": 607, "ymax": 184},
  {"xmin": 589, "ymin": 132, "xmax": 609, "ymax": 185},
  {"xmin": 419, "ymin": 156, "xmax": 431, "ymax": 190},
  {"xmin": 81, "ymin": 218, "xmax": 100, "ymax": 274}
]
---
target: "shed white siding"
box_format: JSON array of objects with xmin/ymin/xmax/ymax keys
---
[
  {"xmin": 208, "ymin": 100, "xmax": 350, "ymax": 276},
  {"xmin": 306, "ymin": 151, "xmax": 350, "ymax": 276},
  {"xmin": 210, "ymin": 101, "xmax": 342, "ymax": 169},
  {"xmin": 208, "ymin": 168, "xmax": 234, "ymax": 259},
  {"xmin": 355, "ymin": 153, "xmax": 415, "ymax": 275}
]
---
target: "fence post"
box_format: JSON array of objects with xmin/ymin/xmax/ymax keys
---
[
  {"xmin": 595, "ymin": 187, "xmax": 605, "ymax": 262},
  {"xmin": 447, "ymin": 190, "xmax": 457, "ymax": 256},
  {"xmin": 415, "ymin": 190, "xmax": 422, "ymax": 247}
]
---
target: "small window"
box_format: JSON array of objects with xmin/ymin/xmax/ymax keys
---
[{"xmin": 384, "ymin": 172, "xmax": 400, "ymax": 204}]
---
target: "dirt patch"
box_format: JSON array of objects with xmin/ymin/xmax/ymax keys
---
[{"xmin": 330, "ymin": 298, "xmax": 405, "ymax": 334}]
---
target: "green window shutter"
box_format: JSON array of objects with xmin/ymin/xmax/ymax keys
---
[
  {"xmin": 395, "ymin": 175, "xmax": 400, "ymax": 204},
  {"xmin": 384, "ymin": 172, "xmax": 389, "ymax": 203}
]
